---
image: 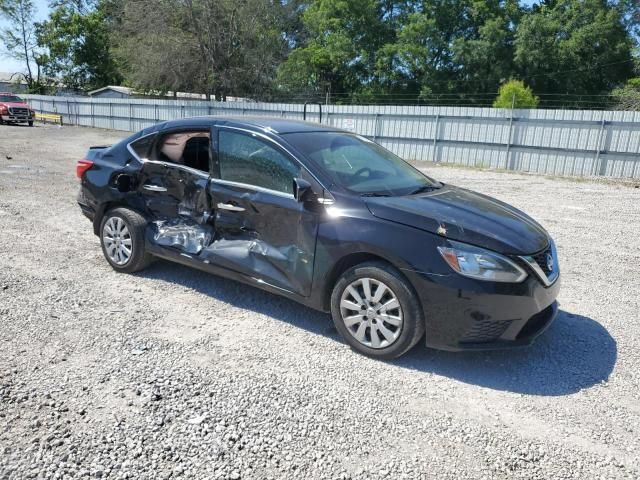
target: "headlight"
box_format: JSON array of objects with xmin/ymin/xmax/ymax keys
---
[{"xmin": 437, "ymin": 240, "xmax": 527, "ymax": 283}]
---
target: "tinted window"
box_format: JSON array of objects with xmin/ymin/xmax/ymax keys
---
[
  {"xmin": 218, "ymin": 131, "xmax": 300, "ymax": 195},
  {"xmin": 283, "ymin": 132, "xmax": 440, "ymax": 196},
  {"xmin": 129, "ymin": 134, "xmax": 155, "ymax": 160}
]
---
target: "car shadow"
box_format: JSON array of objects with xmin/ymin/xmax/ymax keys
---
[{"xmin": 136, "ymin": 260, "xmax": 616, "ymax": 397}]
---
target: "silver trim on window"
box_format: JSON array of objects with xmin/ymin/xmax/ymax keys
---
[
  {"xmin": 210, "ymin": 178, "xmax": 295, "ymax": 199},
  {"xmin": 127, "ymin": 124, "xmax": 333, "ymax": 202}
]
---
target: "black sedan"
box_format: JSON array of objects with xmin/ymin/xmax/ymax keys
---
[{"xmin": 77, "ymin": 117, "xmax": 560, "ymax": 359}]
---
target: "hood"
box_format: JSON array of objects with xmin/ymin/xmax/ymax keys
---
[
  {"xmin": 1, "ymin": 102, "xmax": 30, "ymax": 108},
  {"xmin": 365, "ymin": 185, "xmax": 549, "ymax": 255}
]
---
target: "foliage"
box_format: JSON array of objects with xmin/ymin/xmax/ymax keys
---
[
  {"xmin": 36, "ymin": 2, "xmax": 121, "ymax": 91},
  {"xmin": 110, "ymin": 0, "xmax": 290, "ymax": 99},
  {"xmin": 276, "ymin": 0, "xmax": 391, "ymax": 97},
  {"xmin": 493, "ymin": 79, "xmax": 539, "ymax": 109},
  {"xmin": 2, "ymin": 0, "xmax": 639, "ymax": 103},
  {"xmin": 514, "ymin": 0, "xmax": 635, "ymax": 96},
  {"xmin": 612, "ymin": 77, "xmax": 640, "ymax": 110}
]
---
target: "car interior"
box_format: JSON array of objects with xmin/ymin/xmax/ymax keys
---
[{"xmin": 155, "ymin": 131, "xmax": 211, "ymax": 172}]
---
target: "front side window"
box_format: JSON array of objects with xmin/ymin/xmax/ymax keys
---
[
  {"xmin": 283, "ymin": 132, "xmax": 440, "ymax": 196},
  {"xmin": 218, "ymin": 130, "xmax": 300, "ymax": 195}
]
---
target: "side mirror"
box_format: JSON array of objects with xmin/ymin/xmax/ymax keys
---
[{"xmin": 293, "ymin": 178, "xmax": 314, "ymax": 202}]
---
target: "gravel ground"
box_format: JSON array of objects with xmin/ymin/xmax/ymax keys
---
[{"xmin": 1, "ymin": 124, "xmax": 639, "ymax": 480}]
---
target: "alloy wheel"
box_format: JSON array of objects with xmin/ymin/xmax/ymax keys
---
[
  {"xmin": 103, "ymin": 217, "xmax": 133, "ymax": 266},
  {"xmin": 339, "ymin": 277, "xmax": 403, "ymax": 349}
]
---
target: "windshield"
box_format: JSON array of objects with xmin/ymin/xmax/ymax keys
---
[
  {"xmin": 0, "ymin": 95, "xmax": 24, "ymax": 103},
  {"xmin": 283, "ymin": 132, "xmax": 440, "ymax": 196}
]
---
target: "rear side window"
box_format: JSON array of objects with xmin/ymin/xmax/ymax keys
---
[
  {"xmin": 129, "ymin": 134, "xmax": 155, "ymax": 160},
  {"xmin": 218, "ymin": 130, "xmax": 300, "ymax": 195},
  {"xmin": 150, "ymin": 130, "xmax": 211, "ymax": 173}
]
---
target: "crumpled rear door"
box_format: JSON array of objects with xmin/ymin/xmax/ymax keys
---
[{"xmin": 137, "ymin": 128, "xmax": 215, "ymax": 255}]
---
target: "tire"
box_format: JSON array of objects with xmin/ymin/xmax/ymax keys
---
[
  {"xmin": 330, "ymin": 261, "xmax": 425, "ymax": 360},
  {"xmin": 28, "ymin": 121, "xmax": 34, "ymax": 127},
  {"xmin": 99, "ymin": 208, "xmax": 152, "ymax": 273}
]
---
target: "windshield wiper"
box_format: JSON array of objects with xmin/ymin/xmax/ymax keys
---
[{"xmin": 408, "ymin": 185, "xmax": 441, "ymax": 196}]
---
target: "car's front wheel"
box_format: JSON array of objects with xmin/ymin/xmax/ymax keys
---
[
  {"xmin": 330, "ymin": 261, "xmax": 425, "ymax": 359},
  {"xmin": 99, "ymin": 208, "xmax": 152, "ymax": 273}
]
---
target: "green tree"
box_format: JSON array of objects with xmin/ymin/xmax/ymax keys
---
[
  {"xmin": 493, "ymin": 79, "xmax": 539, "ymax": 108},
  {"xmin": 114, "ymin": 0, "xmax": 289, "ymax": 100},
  {"xmin": 277, "ymin": 0, "xmax": 392, "ymax": 99},
  {"xmin": 36, "ymin": 1, "xmax": 122, "ymax": 92},
  {"xmin": 514, "ymin": 0, "xmax": 635, "ymax": 96},
  {"xmin": 612, "ymin": 77, "xmax": 640, "ymax": 110},
  {"xmin": 353, "ymin": 1, "xmax": 523, "ymax": 100},
  {"xmin": 0, "ymin": 0, "xmax": 46, "ymax": 91},
  {"xmin": 452, "ymin": 0, "xmax": 522, "ymax": 94}
]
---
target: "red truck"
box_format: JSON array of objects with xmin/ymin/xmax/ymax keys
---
[{"xmin": 0, "ymin": 92, "xmax": 35, "ymax": 127}]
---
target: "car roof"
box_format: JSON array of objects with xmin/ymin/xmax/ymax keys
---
[{"xmin": 161, "ymin": 116, "xmax": 344, "ymax": 135}]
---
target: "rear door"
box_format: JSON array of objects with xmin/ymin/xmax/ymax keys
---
[
  {"xmin": 205, "ymin": 126, "xmax": 320, "ymax": 296},
  {"xmin": 133, "ymin": 127, "xmax": 214, "ymax": 254}
]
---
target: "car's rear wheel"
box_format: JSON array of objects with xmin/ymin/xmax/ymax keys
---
[
  {"xmin": 330, "ymin": 261, "xmax": 425, "ymax": 359},
  {"xmin": 100, "ymin": 208, "xmax": 152, "ymax": 273}
]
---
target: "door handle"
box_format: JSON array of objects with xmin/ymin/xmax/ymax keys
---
[
  {"xmin": 217, "ymin": 202, "xmax": 245, "ymax": 212},
  {"xmin": 143, "ymin": 184, "xmax": 167, "ymax": 192}
]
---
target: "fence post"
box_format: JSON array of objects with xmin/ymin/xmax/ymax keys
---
[
  {"xmin": 129, "ymin": 102, "xmax": 133, "ymax": 131},
  {"xmin": 373, "ymin": 113, "xmax": 381, "ymax": 141},
  {"xmin": 91, "ymin": 100, "xmax": 95, "ymax": 128},
  {"xmin": 109, "ymin": 103, "xmax": 114, "ymax": 129},
  {"xmin": 506, "ymin": 112, "xmax": 515, "ymax": 170},
  {"xmin": 596, "ymin": 117, "xmax": 608, "ymax": 176},
  {"xmin": 432, "ymin": 114, "xmax": 440, "ymax": 162}
]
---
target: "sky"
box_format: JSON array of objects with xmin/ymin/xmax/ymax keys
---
[
  {"xmin": 0, "ymin": 0, "xmax": 49, "ymax": 74},
  {"xmin": 0, "ymin": 0, "xmax": 558, "ymax": 75}
]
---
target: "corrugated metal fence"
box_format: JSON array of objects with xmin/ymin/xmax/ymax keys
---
[{"xmin": 25, "ymin": 94, "xmax": 640, "ymax": 179}]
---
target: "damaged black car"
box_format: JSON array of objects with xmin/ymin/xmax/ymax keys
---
[{"xmin": 77, "ymin": 117, "xmax": 560, "ymax": 359}]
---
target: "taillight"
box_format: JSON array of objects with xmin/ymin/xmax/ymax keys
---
[{"xmin": 76, "ymin": 159, "xmax": 94, "ymax": 179}]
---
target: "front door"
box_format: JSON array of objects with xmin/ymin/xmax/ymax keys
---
[
  {"xmin": 134, "ymin": 128, "xmax": 214, "ymax": 254},
  {"xmin": 204, "ymin": 127, "xmax": 320, "ymax": 296}
]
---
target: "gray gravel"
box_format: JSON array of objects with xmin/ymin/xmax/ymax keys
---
[{"xmin": 1, "ymin": 124, "xmax": 639, "ymax": 479}]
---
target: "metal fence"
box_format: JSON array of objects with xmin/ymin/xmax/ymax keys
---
[{"xmin": 24, "ymin": 94, "xmax": 640, "ymax": 179}]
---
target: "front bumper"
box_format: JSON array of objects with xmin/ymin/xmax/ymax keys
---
[
  {"xmin": 404, "ymin": 268, "xmax": 560, "ymax": 352},
  {"xmin": 1, "ymin": 114, "xmax": 33, "ymax": 123}
]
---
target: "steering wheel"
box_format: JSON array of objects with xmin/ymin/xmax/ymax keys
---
[{"xmin": 353, "ymin": 167, "xmax": 372, "ymax": 178}]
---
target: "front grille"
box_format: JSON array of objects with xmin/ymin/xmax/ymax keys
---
[
  {"xmin": 9, "ymin": 107, "xmax": 28, "ymax": 116},
  {"xmin": 533, "ymin": 247, "xmax": 553, "ymax": 275},
  {"xmin": 460, "ymin": 319, "xmax": 513, "ymax": 344}
]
